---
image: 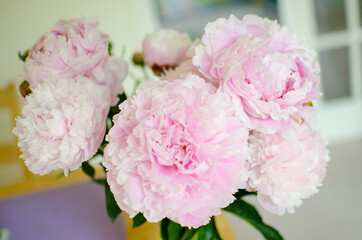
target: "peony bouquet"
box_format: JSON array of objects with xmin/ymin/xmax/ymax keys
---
[{"xmin": 13, "ymin": 15, "xmax": 329, "ymax": 240}]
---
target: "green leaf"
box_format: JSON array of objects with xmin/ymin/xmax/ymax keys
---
[
  {"xmin": 108, "ymin": 92, "xmax": 128, "ymax": 120},
  {"xmin": 180, "ymin": 228, "xmax": 198, "ymax": 240},
  {"xmin": 197, "ymin": 223, "xmax": 212, "ymax": 240},
  {"xmin": 132, "ymin": 213, "xmax": 147, "ymax": 228},
  {"xmin": 117, "ymin": 92, "xmax": 128, "ymax": 104},
  {"xmin": 105, "ymin": 182, "xmax": 122, "ymax": 222},
  {"xmin": 195, "ymin": 217, "xmax": 222, "ymax": 240},
  {"xmin": 224, "ymin": 199, "xmax": 283, "ymax": 240},
  {"xmin": 161, "ymin": 218, "xmax": 170, "ymax": 240},
  {"xmin": 168, "ymin": 221, "xmax": 184, "ymax": 240},
  {"xmin": 93, "ymin": 178, "xmax": 106, "ymax": 186},
  {"xmin": 226, "ymin": 199, "xmax": 262, "ymax": 222},
  {"xmin": 81, "ymin": 161, "xmax": 95, "ymax": 179},
  {"xmin": 108, "ymin": 105, "xmax": 118, "ymax": 118},
  {"xmin": 108, "ymin": 41, "xmax": 113, "ymax": 56},
  {"xmin": 210, "ymin": 217, "xmax": 222, "ymax": 240},
  {"xmin": 234, "ymin": 189, "xmax": 257, "ymax": 199},
  {"xmin": 97, "ymin": 143, "xmax": 107, "ymax": 155},
  {"xmin": 234, "ymin": 189, "xmax": 257, "ymax": 198},
  {"xmin": 18, "ymin": 50, "xmax": 29, "ymax": 62}
]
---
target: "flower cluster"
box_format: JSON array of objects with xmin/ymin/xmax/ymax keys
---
[
  {"xmin": 115, "ymin": 14, "xmax": 328, "ymax": 224},
  {"xmin": 14, "ymin": 17, "xmax": 127, "ymax": 175},
  {"xmin": 13, "ymin": 15, "xmax": 329, "ymax": 230}
]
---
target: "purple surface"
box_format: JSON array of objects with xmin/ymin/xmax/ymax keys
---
[{"xmin": 0, "ymin": 182, "xmax": 127, "ymax": 240}]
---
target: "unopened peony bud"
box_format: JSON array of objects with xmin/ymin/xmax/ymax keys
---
[{"xmin": 142, "ymin": 29, "xmax": 192, "ymax": 69}]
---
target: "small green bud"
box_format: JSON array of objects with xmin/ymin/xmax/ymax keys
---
[
  {"xmin": 18, "ymin": 49, "xmax": 29, "ymax": 62},
  {"xmin": 19, "ymin": 80, "xmax": 32, "ymax": 97},
  {"xmin": 304, "ymin": 102, "xmax": 313, "ymax": 107},
  {"xmin": 108, "ymin": 41, "xmax": 113, "ymax": 56},
  {"xmin": 132, "ymin": 52, "xmax": 144, "ymax": 66}
]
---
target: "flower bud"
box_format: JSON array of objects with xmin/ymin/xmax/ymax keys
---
[
  {"xmin": 142, "ymin": 29, "xmax": 192, "ymax": 68},
  {"xmin": 132, "ymin": 52, "xmax": 144, "ymax": 66}
]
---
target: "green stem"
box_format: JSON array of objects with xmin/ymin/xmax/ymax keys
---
[{"xmin": 141, "ymin": 65, "xmax": 149, "ymax": 80}]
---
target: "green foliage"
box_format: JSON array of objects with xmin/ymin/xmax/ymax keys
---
[
  {"xmin": 93, "ymin": 179, "xmax": 106, "ymax": 186},
  {"xmin": 180, "ymin": 228, "xmax": 198, "ymax": 240},
  {"xmin": 108, "ymin": 41, "xmax": 113, "ymax": 56},
  {"xmin": 81, "ymin": 92, "xmax": 129, "ymax": 224},
  {"xmin": 161, "ymin": 219, "xmax": 198, "ymax": 240},
  {"xmin": 81, "ymin": 159, "xmax": 121, "ymax": 222},
  {"xmin": 132, "ymin": 213, "xmax": 147, "ymax": 228},
  {"xmin": 18, "ymin": 50, "xmax": 29, "ymax": 62},
  {"xmin": 197, "ymin": 217, "xmax": 221, "ymax": 240},
  {"xmin": 105, "ymin": 181, "xmax": 122, "ymax": 222},
  {"xmin": 233, "ymin": 189, "xmax": 256, "ymax": 199},
  {"xmin": 197, "ymin": 225, "xmax": 212, "ymax": 240},
  {"xmin": 224, "ymin": 199, "xmax": 283, "ymax": 240},
  {"xmin": 168, "ymin": 221, "xmax": 184, "ymax": 240},
  {"xmin": 160, "ymin": 217, "xmax": 220, "ymax": 240},
  {"xmin": 108, "ymin": 92, "xmax": 128, "ymax": 120},
  {"xmin": 161, "ymin": 219, "xmax": 170, "ymax": 240},
  {"xmin": 209, "ymin": 217, "xmax": 221, "ymax": 240},
  {"xmin": 81, "ymin": 161, "xmax": 95, "ymax": 179}
]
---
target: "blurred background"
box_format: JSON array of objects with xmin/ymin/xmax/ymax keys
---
[{"xmin": 0, "ymin": 0, "xmax": 361, "ymax": 239}]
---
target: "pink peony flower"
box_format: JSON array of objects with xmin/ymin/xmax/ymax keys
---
[
  {"xmin": 163, "ymin": 40, "xmax": 203, "ymax": 80},
  {"xmin": 247, "ymin": 122, "xmax": 330, "ymax": 215},
  {"xmin": 23, "ymin": 17, "xmax": 127, "ymax": 105},
  {"xmin": 142, "ymin": 29, "xmax": 193, "ymax": 68},
  {"xmin": 93, "ymin": 56, "xmax": 128, "ymax": 105},
  {"xmin": 13, "ymin": 78, "xmax": 110, "ymax": 175},
  {"xmin": 193, "ymin": 15, "xmax": 321, "ymax": 133},
  {"xmin": 103, "ymin": 74, "xmax": 249, "ymax": 228},
  {"xmin": 24, "ymin": 17, "xmax": 109, "ymax": 86}
]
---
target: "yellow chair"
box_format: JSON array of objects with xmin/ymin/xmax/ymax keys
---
[{"xmin": 0, "ymin": 84, "xmax": 26, "ymax": 192}]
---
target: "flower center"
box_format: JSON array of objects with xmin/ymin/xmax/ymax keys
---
[{"xmin": 147, "ymin": 123, "xmax": 197, "ymax": 172}]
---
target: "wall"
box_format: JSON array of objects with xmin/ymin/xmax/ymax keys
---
[
  {"xmin": 0, "ymin": 0, "xmax": 159, "ymax": 90},
  {"xmin": 0, "ymin": 0, "xmax": 159, "ymax": 146}
]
